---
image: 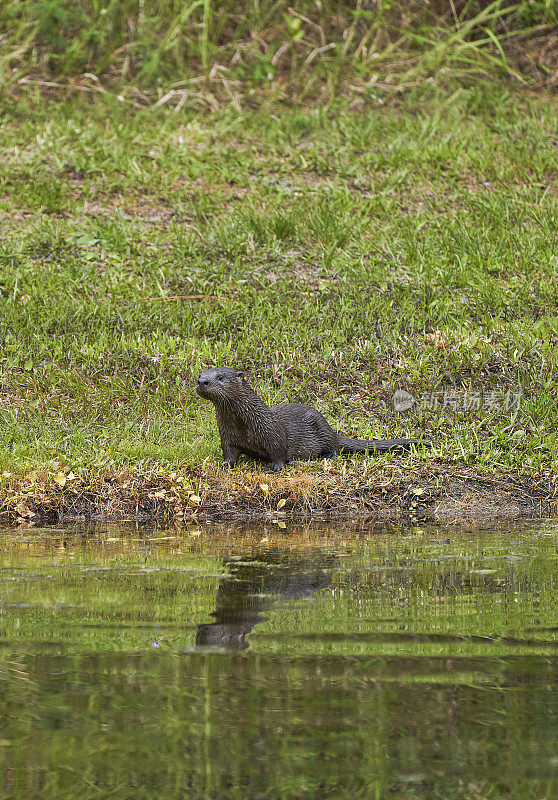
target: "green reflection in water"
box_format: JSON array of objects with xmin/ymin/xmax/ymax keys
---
[{"xmin": 0, "ymin": 521, "xmax": 556, "ymax": 799}]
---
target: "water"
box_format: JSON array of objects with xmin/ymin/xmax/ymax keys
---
[{"xmin": 0, "ymin": 521, "xmax": 556, "ymax": 800}]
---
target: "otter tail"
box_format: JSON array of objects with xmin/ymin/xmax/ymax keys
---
[{"xmin": 337, "ymin": 435, "xmax": 431, "ymax": 454}]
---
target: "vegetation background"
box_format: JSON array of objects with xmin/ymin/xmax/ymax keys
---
[
  {"xmin": 0, "ymin": 1, "xmax": 556, "ymax": 518},
  {"xmin": 1, "ymin": 1, "xmax": 557, "ymax": 104}
]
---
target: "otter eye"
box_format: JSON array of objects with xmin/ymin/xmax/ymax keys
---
[{"xmin": 217, "ymin": 375, "xmax": 224, "ymax": 381}]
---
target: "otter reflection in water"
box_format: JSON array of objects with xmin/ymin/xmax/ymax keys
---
[{"xmin": 196, "ymin": 547, "xmax": 336, "ymax": 650}]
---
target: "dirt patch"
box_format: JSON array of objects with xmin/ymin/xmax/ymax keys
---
[
  {"xmin": 0, "ymin": 463, "xmax": 555, "ymax": 526},
  {"xmin": 80, "ymin": 196, "xmax": 189, "ymax": 226}
]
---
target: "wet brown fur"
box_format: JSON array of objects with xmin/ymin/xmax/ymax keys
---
[{"xmin": 196, "ymin": 367, "xmax": 430, "ymax": 472}]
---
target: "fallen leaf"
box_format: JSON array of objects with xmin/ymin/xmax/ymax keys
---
[
  {"xmin": 260, "ymin": 483, "xmax": 269, "ymax": 493},
  {"xmin": 277, "ymin": 498, "xmax": 286, "ymax": 510},
  {"xmin": 53, "ymin": 472, "xmax": 67, "ymax": 487}
]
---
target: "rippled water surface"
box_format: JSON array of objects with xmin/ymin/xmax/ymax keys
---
[{"xmin": 0, "ymin": 521, "xmax": 556, "ymax": 800}]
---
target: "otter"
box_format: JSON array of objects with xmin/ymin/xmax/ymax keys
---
[{"xmin": 196, "ymin": 367, "xmax": 431, "ymax": 472}]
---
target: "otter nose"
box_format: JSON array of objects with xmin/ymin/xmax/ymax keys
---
[{"xmin": 197, "ymin": 377, "xmax": 209, "ymax": 386}]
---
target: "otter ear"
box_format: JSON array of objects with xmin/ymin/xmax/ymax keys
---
[{"xmin": 235, "ymin": 370, "xmax": 244, "ymax": 380}]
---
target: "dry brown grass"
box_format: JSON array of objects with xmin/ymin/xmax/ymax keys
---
[{"xmin": 1, "ymin": 462, "xmax": 555, "ymax": 526}]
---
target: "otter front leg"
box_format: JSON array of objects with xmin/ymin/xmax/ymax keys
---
[{"xmin": 220, "ymin": 436, "xmax": 241, "ymax": 468}]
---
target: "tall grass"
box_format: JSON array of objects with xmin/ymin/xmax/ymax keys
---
[{"xmin": 1, "ymin": 1, "xmax": 556, "ymax": 103}]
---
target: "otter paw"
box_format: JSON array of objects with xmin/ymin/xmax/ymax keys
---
[
  {"xmin": 269, "ymin": 461, "xmax": 285, "ymax": 472},
  {"xmin": 223, "ymin": 460, "xmax": 237, "ymax": 469}
]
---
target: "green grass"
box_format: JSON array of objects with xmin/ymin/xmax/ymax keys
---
[{"xmin": 0, "ymin": 86, "xmax": 556, "ymax": 483}]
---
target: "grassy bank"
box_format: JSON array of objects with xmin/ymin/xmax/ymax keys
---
[{"xmin": 0, "ymin": 84, "xmax": 557, "ymax": 521}]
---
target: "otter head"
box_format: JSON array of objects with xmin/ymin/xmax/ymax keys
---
[{"xmin": 196, "ymin": 367, "xmax": 245, "ymax": 404}]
